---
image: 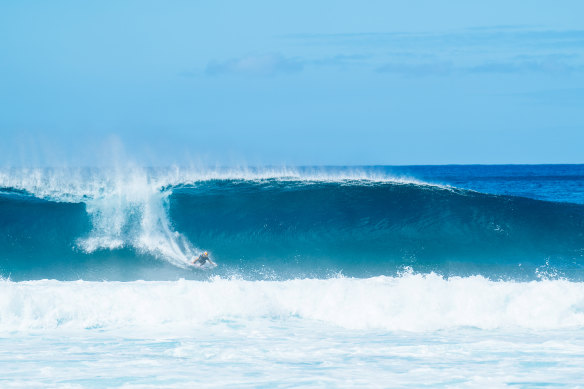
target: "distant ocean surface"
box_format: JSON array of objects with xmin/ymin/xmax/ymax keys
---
[{"xmin": 1, "ymin": 165, "xmax": 584, "ymax": 387}]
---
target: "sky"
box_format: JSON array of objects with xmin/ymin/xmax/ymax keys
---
[{"xmin": 0, "ymin": 0, "xmax": 583, "ymax": 166}]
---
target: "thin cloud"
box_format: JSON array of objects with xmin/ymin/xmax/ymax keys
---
[
  {"xmin": 201, "ymin": 49, "xmax": 583, "ymax": 79},
  {"xmin": 468, "ymin": 58, "xmax": 584, "ymax": 75},
  {"xmin": 308, "ymin": 54, "xmax": 372, "ymax": 69},
  {"xmin": 205, "ymin": 53, "xmax": 303, "ymax": 76},
  {"xmin": 279, "ymin": 26, "xmax": 584, "ymax": 78},
  {"xmin": 376, "ymin": 62, "xmax": 454, "ymax": 77},
  {"xmin": 283, "ymin": 27, "xmax": 584, "ymax": 49},
  {"xmin": 376, "ymin": 56, "xmax": 583, "ymax": 77}
]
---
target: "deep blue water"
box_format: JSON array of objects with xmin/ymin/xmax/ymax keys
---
[{"xmin": 0, "ymin": 165, "xmax": 583, "ymax": 281}]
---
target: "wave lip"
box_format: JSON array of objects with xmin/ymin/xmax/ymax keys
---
[
  {"xmin": 2, "ymin": 275, "xmax": 584, "ymax": 332},
  {"xmin": 0, "ymin": 166, "xmax": 434, "ymax": 200}
]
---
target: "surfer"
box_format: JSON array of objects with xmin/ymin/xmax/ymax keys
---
[{"xmin": 192, "ymin": 251, "xmax": 216, "ymax": 267}]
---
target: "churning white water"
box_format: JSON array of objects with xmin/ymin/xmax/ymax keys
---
[{"xmin": 1, "ymin": 275, "xmax": 584, "ymax": 387}]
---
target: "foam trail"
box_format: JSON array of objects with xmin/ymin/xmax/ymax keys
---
[
  {"xmin": 2, "ymin": 274, "xmax": 584, "ymax": 332},
  {"xmin": 73, "ymin": 168, "xmax": 200, "ymax": 267},
  {"xmin": 0, "ymin": 167, "xmax": 202, "ymax": 266}
]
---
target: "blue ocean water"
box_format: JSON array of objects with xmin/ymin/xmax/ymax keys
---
[{"xmin": 1, "ymin": 165, "xmax": 584, "ymax": 387}]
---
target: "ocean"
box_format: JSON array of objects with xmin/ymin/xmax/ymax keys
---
[{"xmin": 1, "ymin": 165, "xmax": 584, "ymax": 387}]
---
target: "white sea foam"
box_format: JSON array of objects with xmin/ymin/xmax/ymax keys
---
[{"xmin": 1, "ymin": 274, "xmax": 584, "ymax": 332}]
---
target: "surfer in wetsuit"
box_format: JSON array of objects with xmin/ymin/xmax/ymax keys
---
[{"xmin": 192, "ymin": 251, "xmax": 216, "ymax": 267}]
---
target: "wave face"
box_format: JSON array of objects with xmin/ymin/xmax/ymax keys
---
[{"xmin": 1, "ymin": 167, "xmax": 583, "ymax": 281}]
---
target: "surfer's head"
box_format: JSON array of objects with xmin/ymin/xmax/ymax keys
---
[{"xmin": 203, "ymin": 251, "xmax": 208, "ymax": 256}]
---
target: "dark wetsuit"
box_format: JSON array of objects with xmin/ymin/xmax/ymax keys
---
[{"xmin": 196, "ymin": 254, "xmax": 210, "ymax": 265}]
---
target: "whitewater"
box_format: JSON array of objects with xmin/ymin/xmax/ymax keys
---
[{"xmin": 1, "ymin": 165, "xmax": 584, "ymax": 387}]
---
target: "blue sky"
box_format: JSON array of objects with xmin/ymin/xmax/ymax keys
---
[{"xmin": 0, "ymin": 1, "xmax": 583, "ymax": 166}]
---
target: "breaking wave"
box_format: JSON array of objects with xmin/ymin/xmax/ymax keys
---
[{"xmin": 0, "ymin": 167, "xmax": 583, "ymax": 281}]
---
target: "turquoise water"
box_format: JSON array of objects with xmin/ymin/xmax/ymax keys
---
[{"xmin": 1, "ymin": 165, "xmax": 584, "ymax": 387}]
